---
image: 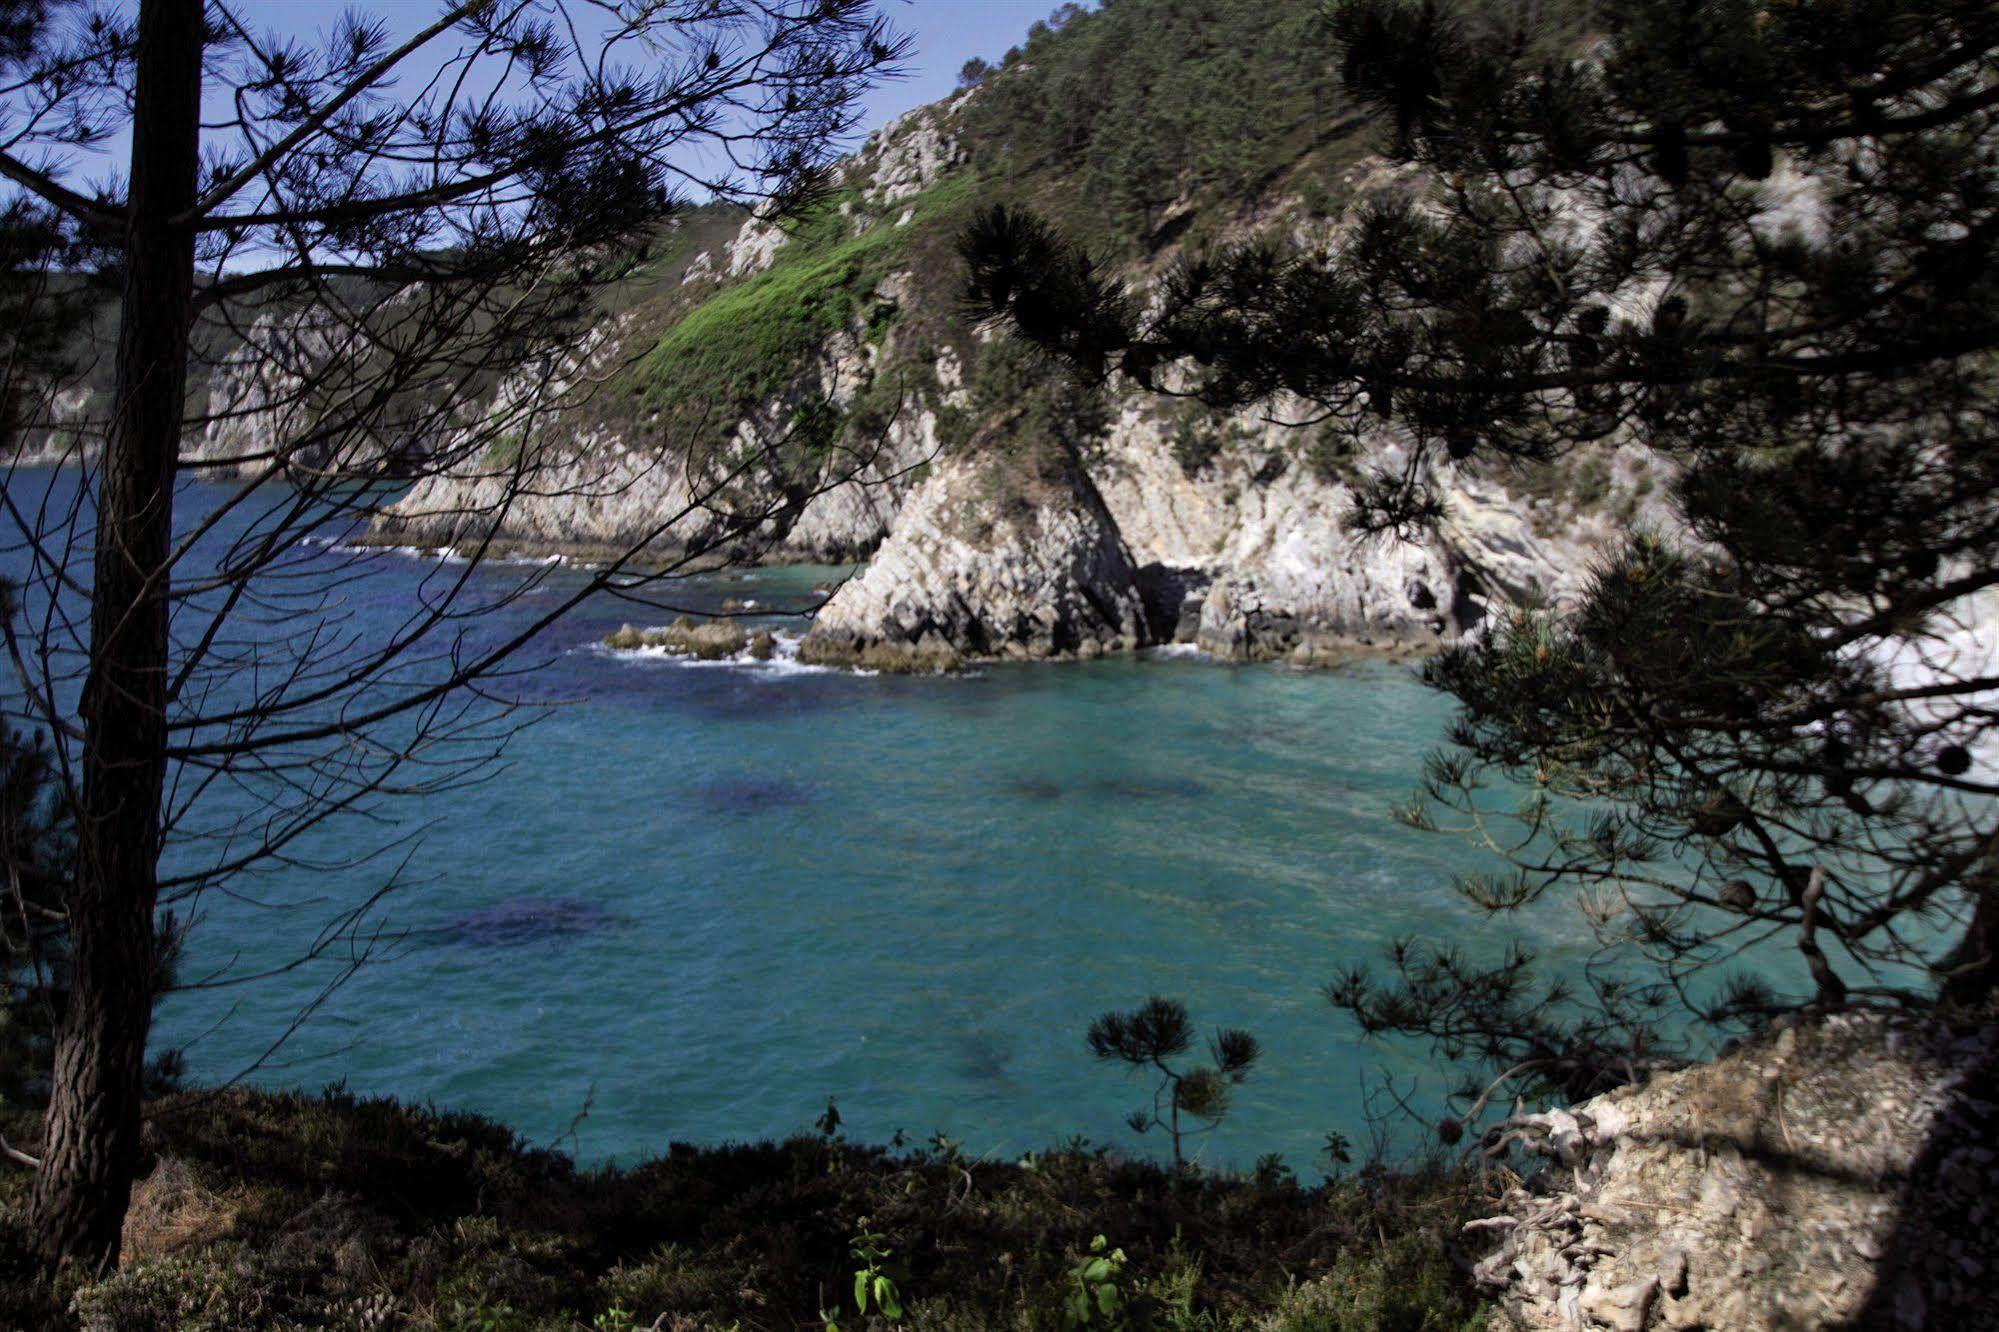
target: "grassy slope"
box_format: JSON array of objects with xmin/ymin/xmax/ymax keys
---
[
  {"xmin": 629, "ymin": 176, "xmax": 980, "ymax": 423},
  {"xmin": 0, "ymin": 1088, "xmax": 1489, "ymax": 1332},
  {"xmin": 586, "ymin": 0, "xmax": 1389, "ymax": 465}
]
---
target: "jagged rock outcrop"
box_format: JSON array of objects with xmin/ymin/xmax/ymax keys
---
[
  {"xmin": 1475, "ymin": 1013, "xmax": 1999, "ymax": 1331},
  {"xmin": 857, "ymin": 96, "xmax": 970, "ymax": 207},
  {"xmin": 369, "ymin": 308, "xmax": 932, "ymax": 565},
  {"xmin": 800, "ymin": 452, "xmax": 1147, "ymax": 670},
  {"xmin": 0, "ymin": 77, "xmax": 1625, "ymax": 665},
  {"xmin": 605, "ymin": 616, "xmax": 773, "ymax": 661},
  {"xmin": 1082, "ymin": 402, "xmax": 1627, "ymax": 663}
]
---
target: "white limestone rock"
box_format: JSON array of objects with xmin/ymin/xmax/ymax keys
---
[{"xmin": 802, "ymin": 452, "xmax": 1147, "ymax": 666}]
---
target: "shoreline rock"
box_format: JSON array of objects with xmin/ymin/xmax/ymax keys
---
[
  {"xmin": 1476, "ymin": 1012, "xmax": 1999, "ymax": 1331},
  {"xmin": 800, "ymin": 452, "xmax": 1151, "ymax": 667},
  {"xmin": 603, "ymin": 617, "xmax": 748, "ymax": 660}
]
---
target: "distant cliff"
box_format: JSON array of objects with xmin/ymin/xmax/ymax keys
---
[
  {"xmin": 13, "ymin": 0, "xmax": 1663, "ymax": 668},
  {"xmin": 361, "ymin": 0, "xmax": 1671, "ymax": 667}
]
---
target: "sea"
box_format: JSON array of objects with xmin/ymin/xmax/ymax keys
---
[{"xmin": 3, "ymin": 464, "xmax": 1615, "ymax": 1172}]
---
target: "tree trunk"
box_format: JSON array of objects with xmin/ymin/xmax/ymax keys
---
[
  {"xmin": 30, "ymin": 0, "xmax": 202, "ymax": 1274},
  {"xmin": 1941, "ymin": 865, "xmax": 1999, "ymax": 1008}
]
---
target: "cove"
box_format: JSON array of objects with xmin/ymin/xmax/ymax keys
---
[{"xmin": 4, "ymin": 467, "xmax": 1602, "ymax": 1172}]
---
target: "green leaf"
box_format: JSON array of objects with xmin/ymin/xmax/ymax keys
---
[
  {"xmin": 1083, "ymin": 1258, "xmax": 1111, "ymax": 1281},
  {"xmin": 1098, "ymin": 1285, "xmax": 1118, "ymax": 1316},
  {"xmin": 878, "ymin": 1281, "xmax": 902, "ymax": 1321},
  {"xmin": 855, "ymin": 1271, "xmax": 869, "ymax": 1313}
]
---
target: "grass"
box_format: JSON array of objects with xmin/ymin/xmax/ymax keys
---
[
  {"xmin": 629, "ymin": 175, "xmax": 980, "ymax": 421},
  {"xmin": 0, "ymin": 1086, "xmax": 1492, "ymax": 1331}
]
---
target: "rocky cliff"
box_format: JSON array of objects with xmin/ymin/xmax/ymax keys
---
[
  {"xmin": 11, "ymin": 10, "xmax": 1657, "ymax": 669},
  {"xmin": 1474, "ymin": 1013, "xmax": 1999, "ymax": 1331},
  {"xmin": 349, "ymin": 85, "xmax": 1659, "ymax": 668}
]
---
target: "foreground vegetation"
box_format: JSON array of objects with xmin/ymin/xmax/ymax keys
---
[{"xmin": 0, "ymin": 1088, "xmax": 1488, "ymax": 1331}]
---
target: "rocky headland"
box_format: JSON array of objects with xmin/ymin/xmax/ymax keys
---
[
  {"xmin": 353, "ymin": 91, "xmax": 1668, "ymax": 670},
  {"xmin": 6, "ymin": 53, "xmax": 1676, "ymax": 673}
]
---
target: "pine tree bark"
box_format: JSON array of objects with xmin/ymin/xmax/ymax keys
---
[
  {"xmin": 1942, "ymin": 873, "xmax": 1999, "ymax": 1008},
  {"xmin": 30, "ymin": 0, "xmax": 202, "ymax": 1273}
]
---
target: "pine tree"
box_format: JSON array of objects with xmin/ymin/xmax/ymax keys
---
[
  {"xmin": 967, "ymin": 0, "xmax": 1999, "ymax": 1115},
  {"xmin": 0, "ymin": 0, "xmax": 904, "ymax": 1272},
  {"xmin": 1086, "ymin": 996, "xmax": 1260, "ymax": 1169}
]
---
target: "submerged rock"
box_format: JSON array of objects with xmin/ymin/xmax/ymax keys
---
[
  {"xmin": 431, "ymin": 898, "xmax": 629, "ymax": 948},
  {"xmin": 693, "ymin": 776, "xmax": 811, "ymax": 813}
]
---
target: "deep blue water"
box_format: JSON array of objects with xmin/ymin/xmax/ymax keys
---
[{"xmin": 2, "ymin": 466, "xmax": 1606, "ymax": 1172}]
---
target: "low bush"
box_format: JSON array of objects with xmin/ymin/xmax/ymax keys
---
[{"xmin": 0, "ymin": 1086, "xmax": 1492, "ymax": 1330}]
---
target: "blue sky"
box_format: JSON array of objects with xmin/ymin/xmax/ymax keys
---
[
  {"xmin": 240, "ymin": 0, "xmax": 1073, "ymax": 139},
  {"xmin": 43, "ymin": 2, "xmax": 1081, "ymax": 199},
  {"xmin": 860, "ymin": 0, "xmax": 1083, "ymax": 130}
]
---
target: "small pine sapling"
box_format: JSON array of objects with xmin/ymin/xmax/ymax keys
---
[{"xmin": 1085, "ymin": 996, "xmax": 1260, "ymax": 1168}]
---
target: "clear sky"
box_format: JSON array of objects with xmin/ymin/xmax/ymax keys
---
[
  {"xmin": 861, "ymin": 1, "xmax": 1083, "ymax": 131},
  {"xmin": 40, "ymin": 1, "xmax": 1082, "ymax": 199},
  {"xmin": 288, "ymin": 0, "xmax": 1080, "ymax": 136},
  {"xmin": 240, "ymin": 0, "xmax": 1076, "ymax": 140}
]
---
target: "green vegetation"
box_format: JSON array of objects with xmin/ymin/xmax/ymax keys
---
[
  {"xmin": 1086, "ymin": 998, "xmax": 1261, "ymax": 1170},
  {"xmin": 0, "ymin": 1086, "xmax": 1490, "ymax": 1331},
  {"xmin": 1170, "ymin": 418, "xmax": 1224, "ymax": 478},
  {"xmin": 1299, "ymin": 429, "xmax": 1359, "ymax": 488},
  {"xmin": 630, "ymin": 176, "xmax": 978, "ymax": 425},
  {"xmin": 1062, "ymin": 1235, "xmax": 1126, "ymax": 1328},
  {"xmin": 971, "ymin": 0, "xmax": 1999, "ymax": 1123},
  {"xmin": 960, "ymin": 1, "xmax": 1355, "ymax": 251},
  {"xmin": 824, "ymin": 1218, "xmax": 905, "ymax": 1329},
  {"xmin": 945, "ymin": 337, "xmax": 1109, "ymax": 463}
]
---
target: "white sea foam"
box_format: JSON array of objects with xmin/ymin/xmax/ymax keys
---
[
  {"xmin": 298, "ymin": 536, "xmax": 473, "ymax": 565},
  {"xmin": 297, "ymin": 536, "xmax": 593, "ymax": 571},
  {"xmin": 1139, "ymin": 643, "xmax": 1214, "ymax": 662},
  {"xmin": 1849, "ymin": 580, "xmax": 1999, "ymax": 775}
]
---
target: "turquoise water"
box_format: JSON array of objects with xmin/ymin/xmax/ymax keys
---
[{"xmin": 4, "ymin": 467, "xmax": 1602, "ymax": 1171}]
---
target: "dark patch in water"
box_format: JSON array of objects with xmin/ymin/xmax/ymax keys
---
[
  {"xmin": 1010, "ymin": 777, "xmax": 1064, "ymax": 801},
  {"xmin": 1093, "ymin": 776, "xmax": 1210, "ymax": 800},
  {"xmin": 428, "ymin": 898, "xmax": 630, "ymax": 949},
  {"xmin": 956, "ymin": 1030, "xmax": 1012, "ymax": 1086},
  {"xmin": 694, "ymin": 776, "xmax": 812, "ymax": 814}
]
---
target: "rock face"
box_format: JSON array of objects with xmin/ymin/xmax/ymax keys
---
[
  {"xmin": 801, "ymin": 452, "xmax": 1147, "ymax": 669},
  {"xmin": 1476, "ymin": 1014, "xmax": 1999, "ymax": 1331},
  {"xmin": 856, "ymin": 95, "xmax": 970, "ymax": 206},
  {"xmin": 1081, "ymin": 402, "xmax": 1625, "ymax": 663},
  {"xmin": 358, "ymin": 92, "xmax": 1644, "ymax": 666},
  {"xmin": 367, "ymin": 296, "xmax": 934, "ymax": 567},
  {"xmin": 0, "ymin": 86, "xmax": 1637, "ymax": 665}
]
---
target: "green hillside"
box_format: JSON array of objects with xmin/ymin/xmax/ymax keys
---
[{"xmin": 593, "ymin": 0, "xmax": 1388, "ymax": 480}]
